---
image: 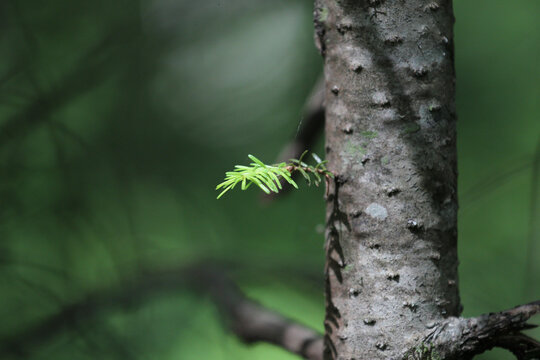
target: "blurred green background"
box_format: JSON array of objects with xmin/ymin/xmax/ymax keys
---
[{"xmin": 0, "ymin": 0, "xmax": 538, "ymax": 359}]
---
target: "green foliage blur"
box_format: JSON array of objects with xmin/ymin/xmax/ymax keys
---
[{"xmin": 0, "ymin": 0, "xmax": 538, "ymax": 359}]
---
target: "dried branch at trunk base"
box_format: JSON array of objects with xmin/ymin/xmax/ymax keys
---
[{"xmin": 425, "ymin": 300, "xmax": 540, "ymax": 360}]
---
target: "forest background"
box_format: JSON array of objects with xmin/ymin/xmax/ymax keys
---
[{"xmin": 0, "ymin": 1, "xmax": 538, "ymax": 359}]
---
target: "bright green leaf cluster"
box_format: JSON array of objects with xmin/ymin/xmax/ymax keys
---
[{"xmin": 216, "ymin": 151, "xmax": 333, "ymax": 199}]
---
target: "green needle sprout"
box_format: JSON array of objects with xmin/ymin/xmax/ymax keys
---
[{"xmin": 216, "ymin": 151, "xmax": 333, "ymax": 199}]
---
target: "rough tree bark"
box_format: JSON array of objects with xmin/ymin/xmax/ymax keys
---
[
  {"xmin": 319, "ymin": 0, "xmax": 459, "ymax": 358},
  {"xmin": 316, "ymin": 1, "xmax": 539, "ymax": 359}
]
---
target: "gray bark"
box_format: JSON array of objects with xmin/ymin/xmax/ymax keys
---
[
  {"xmin": 320, "ymin": 1, "xmax": 460, "ymax": 358},
  {"xmin": 318, "ymin": 1, "xmax": 540, "ymax": 359}
]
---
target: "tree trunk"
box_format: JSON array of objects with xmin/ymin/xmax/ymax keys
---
[{"xmin": 319, "ymin": 1, "xmax": 460, "ymax": 358}]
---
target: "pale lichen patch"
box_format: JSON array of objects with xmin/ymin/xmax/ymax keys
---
[
  {"xmin": 372, "ymin": 91, "xmax": 390, "ymax": 106},
  {"xmin": 365, "ymin": 203, "xmax": 388, "ymax": 220}
]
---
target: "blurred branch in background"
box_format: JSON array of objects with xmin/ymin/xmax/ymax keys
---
[
  {"xmin": 0, "ymin": 32, "xmax": 128, "ymax": 150},
  {"xmin": 0, "ymin": 261, "xmax": 322, "ymax": 360},
  {"xmin": 277, "ymin": 76, "xmax": 325, "ymax": 164},
  {"xmin": 263, "ymin": 76, "xmax": 325, "ymax": 202}
]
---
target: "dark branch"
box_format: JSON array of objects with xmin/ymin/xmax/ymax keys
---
[
  {"xmin": 461, "ymin": 300, "xmax": 540, "ymax": 359},
  {"xmin": 430, "ymin": 300, "xmax": 540, "ymax": 360},
  {"xmin": 281, "ymin": 76, "xmax": 325, "ymax": 162},
  {"xmin": 193, "ymin": 266, "xmax": 323, "ymax": 360},
  {"xmin": 496, "ymin": 333, "xmax": 540, "ymax": 359},
  {"xmin": 0, "ymin": 263, "xmax": 323, "ymax": 360},
  {"xmin": 263, "ymin": 76, "xmax": 325, "ymax": 201}
]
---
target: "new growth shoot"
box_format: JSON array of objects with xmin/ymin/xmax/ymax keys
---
[{"xmin": 216, "ymin": 151, "xmax": 333, "ymax": 199}]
